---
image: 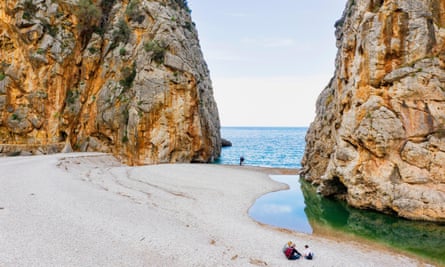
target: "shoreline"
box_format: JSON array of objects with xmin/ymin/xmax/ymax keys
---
[
  {"xmin": 239, "ymin": 163, "xmax": 442, "ymax": 267},
  {"xmin": 0, "ymin": 153, "xmax": 436, "ymax": 266}
]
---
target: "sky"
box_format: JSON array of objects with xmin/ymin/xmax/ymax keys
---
[{"xmin": 188, "ymin": 1, "xmax": 347, "ymax": 127}]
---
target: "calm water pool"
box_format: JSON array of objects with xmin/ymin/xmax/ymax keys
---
[
  {"xmin": 249, "ymin": 175, "xmax": 445, "ymax": 266},
  {"xmin": 248, "ymin": 175, "xmax": 312, "ymax": 234}
]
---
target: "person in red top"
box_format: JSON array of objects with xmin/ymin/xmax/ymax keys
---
[{"xmin": 283, "ymin": 242, "xmax": 301, "ymax": 260}]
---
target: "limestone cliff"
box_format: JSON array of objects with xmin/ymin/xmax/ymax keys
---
[
  {"xmin": 0, "ymin": 0, "xmax": 221, "ymax": 165},
  {"xmin": 302, "ymin": 0, "xmax": 445, "ymax": 222}
]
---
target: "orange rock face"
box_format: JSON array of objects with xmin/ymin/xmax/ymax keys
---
[
  {"xmin": 302, "ymin": 0, "xmax": 445, "ymax": 222},
  {"xmin": 0, "ymin": 0, "xmax": 221, "ymax": 164}
]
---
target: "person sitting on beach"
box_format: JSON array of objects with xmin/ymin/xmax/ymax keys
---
[
  {"xmin": 282, "ymin": 241, "xmax": 292, "ymax": 253},
  {"xmin": 284, "ymin": 242, "xmax": 301, "ymax": 260},
  {"xmin": 302, "ymin": 244, "xmax": 314, "ymax": 260}
]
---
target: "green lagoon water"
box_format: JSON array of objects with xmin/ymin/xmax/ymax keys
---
[
  {"xmin": 219, "ymin": 127, "xmax": 444, "ymax": 266},
  {"xmin": 249, "ymin": 175, "xmax": 445, "ymax": 266}
]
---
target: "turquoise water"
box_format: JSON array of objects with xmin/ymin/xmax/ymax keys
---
[
  {"xmin": 248, "ymin": 175, "xmax": 312, "ymax": 234},
  {"xmin": 218, "ymin": 127, "xmax": 445, "ymax": 266},
  {"xmin": 217, "ymin": 127, "xmax": 307, "ymax": 168},
  {"xmin": 301, "ymin": 178, "xmax": 445, "ymax": 266},
  {"xmin": 249, "ymin": 174, "xmax": 445, "ymax": 266}
]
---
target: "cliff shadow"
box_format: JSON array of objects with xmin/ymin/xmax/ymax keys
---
[{"xmin": 300, "ymin": 179, "xmax": 445, "ymax": 266}]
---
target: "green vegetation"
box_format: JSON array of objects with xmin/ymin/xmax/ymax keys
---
[
  {"xmin": 97, "ymin": 0, "xmax": 117, "ymax": 34},
  {"xmin": 88, "ymin": 46, "xmax": 98, "ymax": 54},
  {"xmin": 66, "ymin": 89, "xmax": 80, "ymax": 104},
  {"xmin": 36, "ymin": 48, "xmax": 46, "ymax": 55},
  {"xmin": 125, "ymin": 0, "xmax": 145, "ymax": 23},
  {"xmin": 111, "ymin": 19, "xmax": 131, "ymax": 49},
  {"xmin": 100, "ymin": 0, "xmax": 116, "ymax": 14},
  {"xmin": 119, "ymin": 63, "xmax": 137, "ymax": 90},
  {"xmin": 0, "ymin": 72, "xmax": 5, "ymax": 81},
  {"xmin": 184, "ymin": 21, "xmax": 193, "ymax": 31},
  {"xmin": 144, "ymin": 40, "xmax": 166, "ymax": 64},
  {"xmin": 75, "ymin": 0, "xmax": 102, "ymax": 37},
  {"xmin": 122, "ymin": 109, "xmax": 130, "ymax": 138},
  {"xmin": 56, "ymin": 10, "xmax": 64, "ymax": 18},
  {"xmin": 119, "ymin": 47, "xmax": 127, "ymax": 56},
  {"xmin": 44, "ymin": 22, "xmax": 58, "ymax": 37},
  {"xmin": 334, "ymin": 17, "xmax": 345, "ymax": 28},
  {"xmin": 11, "ymin": 113, "xmax": 20, "ymax": 121},
  {"xmin": 173, "ymin": 0, "xmax": 191, "ymax": 13},
  {"xmin": 93, "ymin": 25, "xmax": 105, "ymax": 36},
  {"xmin": 22, "ymin": 0, "xmax": 37, "ymax": 20}
]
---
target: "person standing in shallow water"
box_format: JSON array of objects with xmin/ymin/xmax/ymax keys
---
[{"xmin": 239, "ymin": 156, "xmax": 245, "ymax": 166}]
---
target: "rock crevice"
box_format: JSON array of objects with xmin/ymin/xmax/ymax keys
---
[
  {"xmin": 0, "ymin": 0, "xmax": 221, "ymax": 165},
  {"xmin": 302, "ymin": 0, "xmax": 445, "ymax": 222}
]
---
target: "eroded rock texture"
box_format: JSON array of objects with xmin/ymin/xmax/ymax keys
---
[
  {"xmin": 302, "ymin": 0, "xmax": 445, "ymax": 221},
  {"xmin": 0, "ymin": 0, "xmax": 221, "ymax": 165}
]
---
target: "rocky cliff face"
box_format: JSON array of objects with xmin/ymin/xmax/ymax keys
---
[
  {"xmin": 0, "ymin": 0, "xmax": 221, "ymax": 165},
  {"xmin": 302, "ymin": 0, "xmax": 445, "ymax": 222}
]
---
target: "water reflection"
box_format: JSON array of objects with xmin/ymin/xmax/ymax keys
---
[
  {"xmin": 301, "ymin": 180, "xmax": 445, "ymax": 265},
  {"xmin": 249, "ymin": 175, "xmax": 445, "ymax": 266},
  {"xmin": 248, "ymin": 175, "xmax": 312, "ymax": 234}
]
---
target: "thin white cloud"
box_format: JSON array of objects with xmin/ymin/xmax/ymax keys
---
[
  {"xmin": 241, "ymin": 37, "xmax": 297, "ymax": 48},
  {"xmin": 262, "ymin": 204, "xmax": 293, "ymax": 214}
]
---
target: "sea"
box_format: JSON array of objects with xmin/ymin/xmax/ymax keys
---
[
  {"xmin": 216, "ymin": 127, "xmax": 445, "ymax": 266},
  {"xmin": 215, "ymin": 127, "xmax": 307, "ymax": 169}
]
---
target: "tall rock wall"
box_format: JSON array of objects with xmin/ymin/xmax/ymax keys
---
[
  {"xmin": 302, "ymin": 0, "xmax": 445, "ymax": 222},
  {"xmin": 0, "ymin": 0, "xmax": 221, "ymax": 165}
]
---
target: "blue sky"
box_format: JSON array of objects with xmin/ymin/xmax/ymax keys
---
[{"xmin": 188, "ymin": 1, "xmax": 347, "ymax": 126}]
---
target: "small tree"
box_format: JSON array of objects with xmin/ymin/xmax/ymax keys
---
[
  {"xmin": 174, "ymin": 0, "xmax": 191, "ymax": 13},
  {"xmin": 111, "ymin": 19, "xmax": 131, "ymax": 49},
  {"xmin": 126, "ymin": 0, "xmax": 145, "ymax": 23},
  {"xmin": 75, "ymin": 0, "xmax": 102, "ymax": 43},
  {"xmin": 119, "ymin": 63, "xmax": 137, "ymax": 90},
  {"xmin": 22, "ymin": 0, "xmax": 37, "ymax": 20},
  {"xmin": 144, "ymin": 40, "xmax": 166, "ymax": 64}
]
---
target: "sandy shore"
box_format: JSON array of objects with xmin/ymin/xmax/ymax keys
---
[{"xmin": 0, "ymin": 153, "xmax": 435, "ymax": 267}]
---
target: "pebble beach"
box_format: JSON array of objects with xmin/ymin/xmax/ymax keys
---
[{"xmin": 0, "ymin": 153, "xmax": 433, "ymax": 266}]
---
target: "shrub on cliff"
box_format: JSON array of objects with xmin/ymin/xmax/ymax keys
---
[
  {"xmin": 144, "ymin": 40, "xmax": 166, "ymax": 64},
  {"xmin": 119, "ymin": 63, "xmax": 137, "ymax": 90},
  {"xmin": 126, "ymin": 0, "xmax": 145, "ymax": 23},
  {"xmin": 75, "ymin": 0, "xmax": 102, "ymax": 41},
  {"xmin": 111, "ymin": 19, "xmax": 131, "ymax": 49},
  {"xmin": 22, "ymin": 0, "xmax": 37, "ymax": 20},
  {"xmin": 173, "ymin": 0, "xmax": 191, "ymax": 12}
]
